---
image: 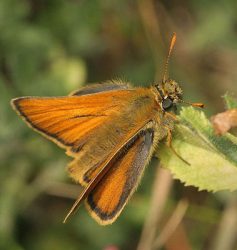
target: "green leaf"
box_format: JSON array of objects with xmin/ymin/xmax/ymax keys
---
[
  {"xmin": 223, "ymin": 93, "xmax": 237, "ymax": 109},
  {"xmin": 159, "ymin": 107, "xmax": 237, "ymax": 192}
]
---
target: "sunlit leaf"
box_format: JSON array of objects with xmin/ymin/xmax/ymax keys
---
[
  {"xmin": 223, "ymin": 93, "xmax": 237, "ymax": 109},
  {"xmin": 159, "ymin": 107, "xmax": 237, "ymax": 192}
]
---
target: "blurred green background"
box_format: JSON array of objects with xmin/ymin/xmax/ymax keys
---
[{"xmin": 1, "ymin": 0, "xmax": 237, "ymax": 249}]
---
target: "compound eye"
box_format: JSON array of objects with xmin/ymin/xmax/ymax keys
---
[{"xmin": 162, "ymin": 97, "xmax": 173, "ymax": 110}]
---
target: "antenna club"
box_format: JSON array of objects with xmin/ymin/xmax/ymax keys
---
[
  {"xmin": 162, "ymin": 33, "xmax": 177, "ymax": 83},
  {"xmin": 169, "ymin": 33, "xmax": 177, "ymax": 53}
]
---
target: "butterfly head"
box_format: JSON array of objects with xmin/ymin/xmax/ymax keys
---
[
  {"xmin": 155, "ymin": 79, "xmax": 204, "ymax": 111},
  {"xmin": 154, "ymin": 33, "xmax": 204, "ymax": 111},
  {"xmin": 155, "ymin": 79, "xmax": 182, "ymax": 111}
]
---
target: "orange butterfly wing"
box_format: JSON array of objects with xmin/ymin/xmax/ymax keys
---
[
  {"xmin": 11, "ymin": 83, "xmax": 158, "ymax": 188},
  {"xmin": 85, "ymin": 128, "xmax": 155, "ymax": 225},
  {"xmin": 63, "ymin": 122, "xmax": 156, "ymax": 223},
  {"xmin": 66, "ymin": 86, "xmax": 158, "ymax": 186},
  {"xmin": 11, "ymin": 82, "xmax": 130, "ymax": 156}
]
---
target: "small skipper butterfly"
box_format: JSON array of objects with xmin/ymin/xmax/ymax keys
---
[{"xmin": 11, "ymin": 34, "xmax": 203, "ymax": 225}]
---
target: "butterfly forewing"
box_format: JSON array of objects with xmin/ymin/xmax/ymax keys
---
[
  {"xmin": 11, "ymin": 87, "xmax": 133, "ymax": 156},
  {"xmin": 85, "ymin": 128, "xmax": 155, "ymax": 225},
  {"xmin": 66, "ymin": 89, "xmax": 158, "ymax": 186},
  {"xmin": 12, "ymin": 82, "xmax": 166, "ymax": 225},
  {"xmin": 11, "ymin": 83, "xmax": 160, "ymax": 189}
]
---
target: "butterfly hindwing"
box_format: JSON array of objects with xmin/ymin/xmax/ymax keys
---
[{"xmin": 70, "ymin": 80, "xmax": 130, "ymax": 96}]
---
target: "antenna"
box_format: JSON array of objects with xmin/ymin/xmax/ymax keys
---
[
  {"xmin": 181, "ymin": 100, "xmax": 204, "ymax": 108},
  {"xmin": 162, "ymin": 32, "xmax": 177, "ymax": 83}
]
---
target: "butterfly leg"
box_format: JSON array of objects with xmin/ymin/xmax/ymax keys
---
[
  {"xmin": 165, "ymin": 111, "xmax": 178, "ymax": 121},
  {"xmin": 166, "ymin": 128, "xmax": 190, "ymax": 165}
]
